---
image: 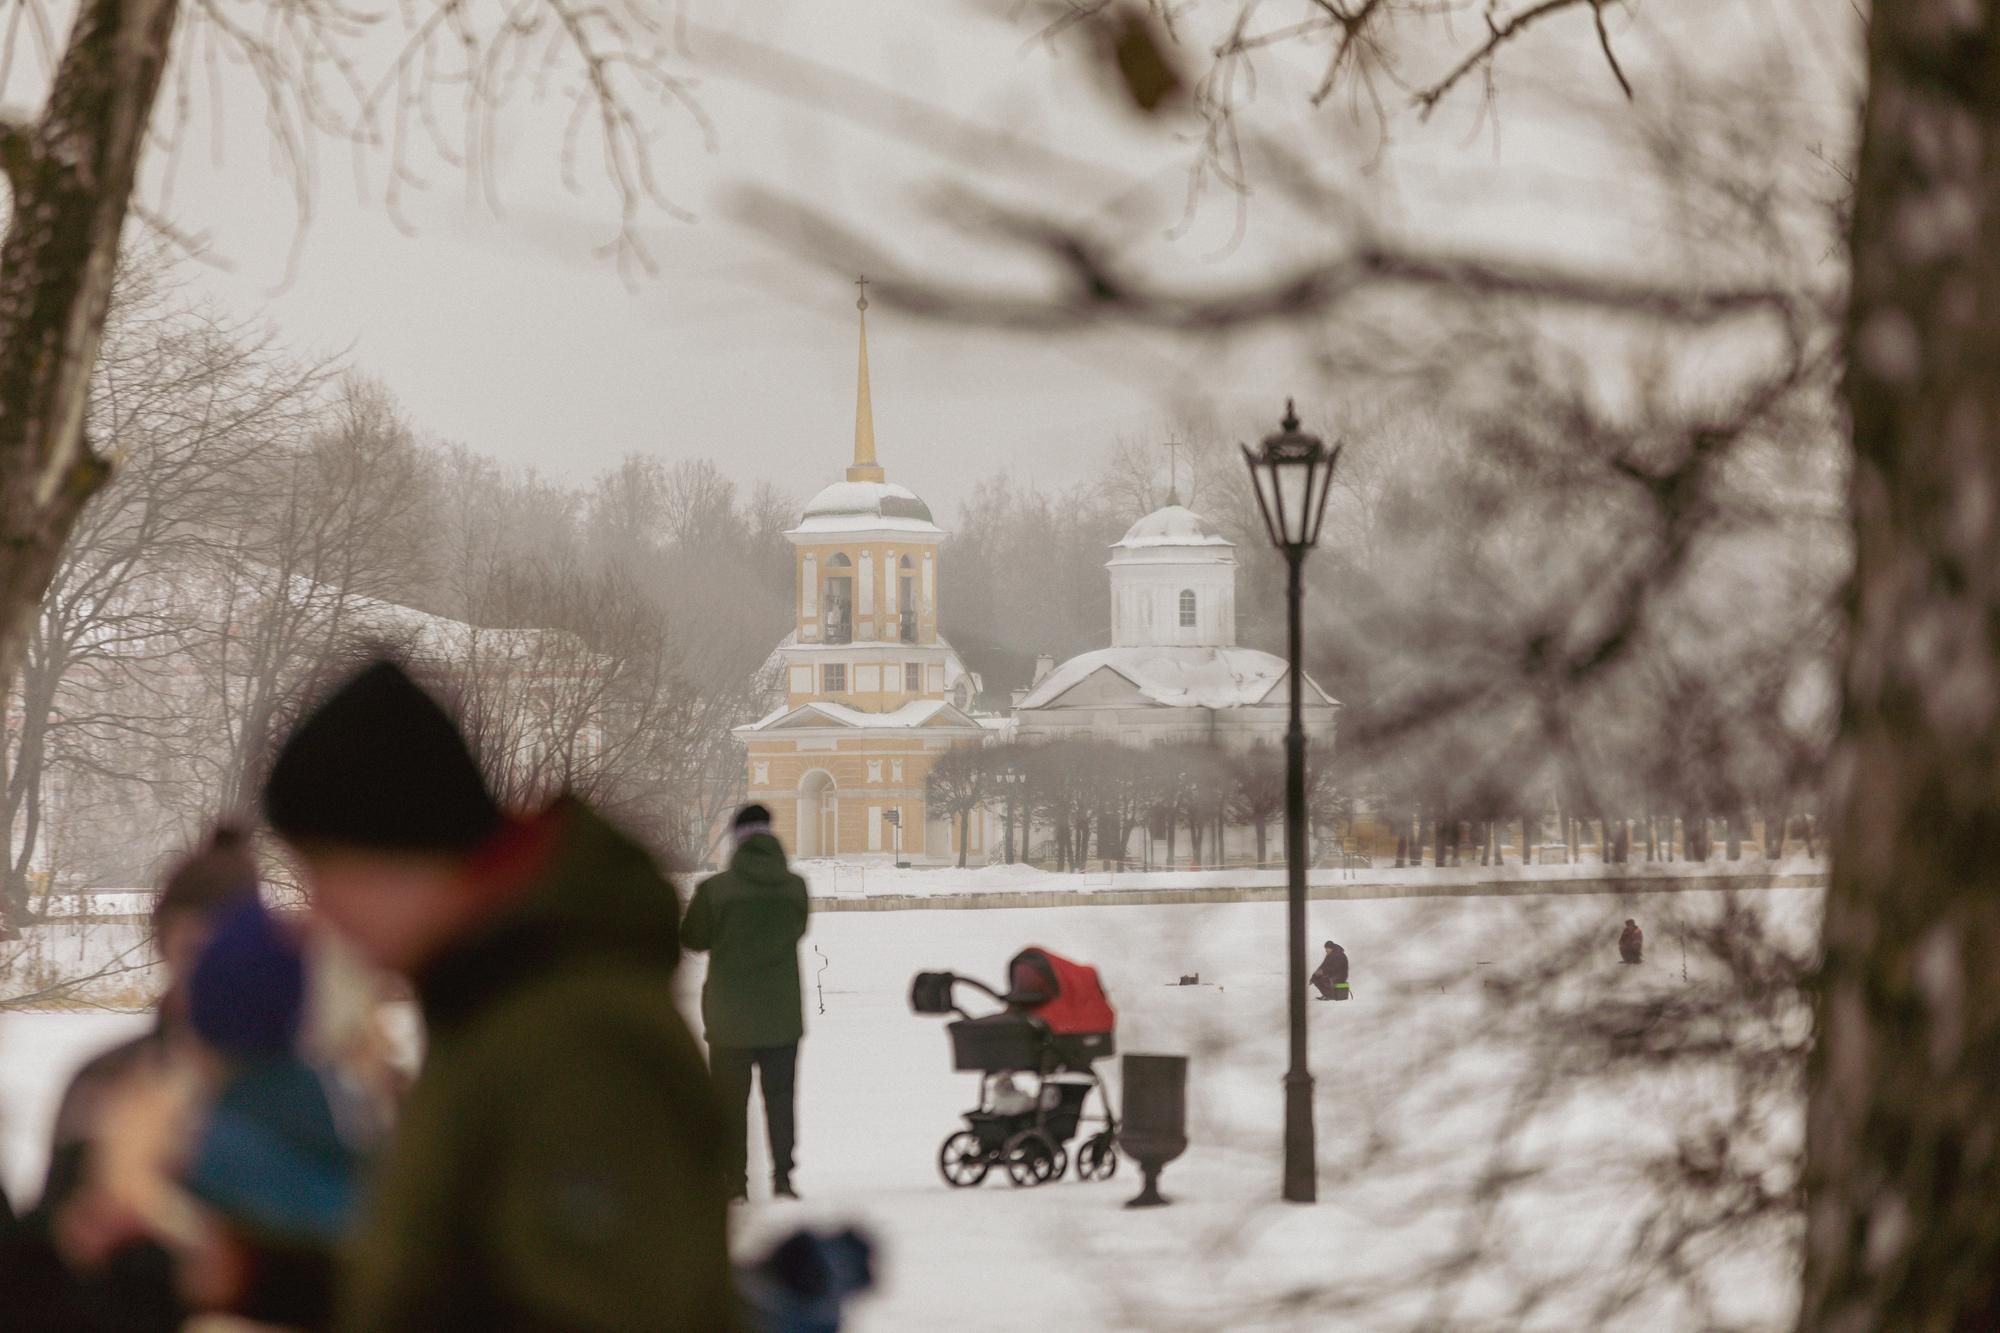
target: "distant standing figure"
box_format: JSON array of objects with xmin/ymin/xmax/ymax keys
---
[
  {"xmin": 1620, "ymin": 919, "xmax": 1644, "ymax": 965},
  {"xmin": 684, "ymin": 804, "xmax": 812, "ymax": 1202},
  {"xmin": 1311, "ymin": 941, "xmax": 1350, "ymax": 1001}
]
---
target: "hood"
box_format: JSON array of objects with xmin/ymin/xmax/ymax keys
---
[
  {"xmin": 418, "ymin": 801, "xmax": 682, "ymax": 1033},
  {"xmin": 728, "ymin": 832, "xmax": 795, "ymax": 887}
]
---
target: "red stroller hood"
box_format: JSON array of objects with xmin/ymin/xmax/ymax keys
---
[{"xmin": 1009, "ymin": 947, "xmax": 1116, "ymax": 1036}]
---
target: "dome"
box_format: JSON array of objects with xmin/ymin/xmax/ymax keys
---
[
  {"xmin": 1111, "ymin": 504, "xmax": 1235, "ymax": 553},
  {"xmin": 792, "ymin": 480, "xmax": 941, "ymax": 535}
]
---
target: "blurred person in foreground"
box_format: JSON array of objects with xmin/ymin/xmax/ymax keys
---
[
  {"xmin": 683, "ymin": 803, "xmax": 811, "ymax": 1202},
  {"xmin": 1619, "ymin": 918, "xmax": 1644, "ymax": 965},
  {"xmin": 0, "ymin": 826, "xmax": 261, "ymax": 1333},
  {"xmin": 262, "ymin": 659, "xmax": 735, "ymax": 1332}
]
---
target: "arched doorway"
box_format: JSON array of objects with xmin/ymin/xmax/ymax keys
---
[{"xmin": 798, "ymin": 770, "xmax": 837, "ymax": 858}]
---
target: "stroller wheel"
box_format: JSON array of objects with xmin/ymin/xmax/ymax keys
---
[
  {"xmin": 1050, "ymin": 1144, "xmax": 1069, "ymax": 1181},
  {"xmin": 1078, "ymin": 1132, "xmax": 1119, "ymax": 1182},
  {"xmin": 938, "ymin": 1131, "xmax": 990, "ymax": 1188},
  {"xmin": 1003, "ymin": 1131, "xmax": 1059, "ymax": 1187}
]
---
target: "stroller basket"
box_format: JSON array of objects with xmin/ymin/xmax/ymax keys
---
[{"xmin": 949, "ymin": 1014, "xmax": 1044, "ymax": 1072}]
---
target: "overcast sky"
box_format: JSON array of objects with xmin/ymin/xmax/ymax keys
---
[{"xmin": 133, "ymin": 0, "xmax": 1849, "ymax": 523}]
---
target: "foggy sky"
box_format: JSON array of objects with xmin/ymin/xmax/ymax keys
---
[{"xmin": 131, "ymin": 0, "xmax": 1846, "ymax": 522}]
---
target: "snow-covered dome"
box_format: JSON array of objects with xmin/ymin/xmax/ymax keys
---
[
  {"xmin": 792, "ymin": 480, "xmax": 941, "ymax": 536},
  {"xmin": 1112, "ymin": 503, "xmax": 1235, "ymax": 553}
]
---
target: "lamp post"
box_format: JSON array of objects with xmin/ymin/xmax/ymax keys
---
[
  {"xmin": 996, "ymin": 766, "xmax": 1024, "ymax": 864},
  {"xmin": 1241, "ymin": 398, "xmax": 1341, "ymax": 1205}
]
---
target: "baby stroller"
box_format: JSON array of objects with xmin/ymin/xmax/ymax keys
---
[{"xmin": 909, "ymin": 946, "xmax": 1120, "ymax": 1188}]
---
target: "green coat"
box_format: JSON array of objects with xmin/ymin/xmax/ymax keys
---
[
  {"xmin": 334, "ymin": 802, "xmax": 739, "ymax": 1333},
  {"xmin": 682, "ymin": 835, "xmax": 810, "ymax": 1050}
]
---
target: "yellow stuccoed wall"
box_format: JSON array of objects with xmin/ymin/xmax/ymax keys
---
[
  {"xmin": 746, "ymin": 735, "xmax": 983, "ymax": 858},
  {"xmin": 793, "ymin": 537, "xmax": 941, "ymax": 648}
]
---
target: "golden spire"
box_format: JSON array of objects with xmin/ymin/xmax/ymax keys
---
[{"xmin": 847, "ymin": 275, "xmax": 885, "ymax": 483}]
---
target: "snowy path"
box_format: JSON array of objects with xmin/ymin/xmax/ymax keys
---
[{"xmin": 1, "ymin": 887, "xmax": 1818, "ymax": 1331}]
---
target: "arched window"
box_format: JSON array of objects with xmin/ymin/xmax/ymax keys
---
[
  {"xmin": 1179, "ymin": 589, "xmax": 1197, "ymax": 628},
  {"xmin": 827, "ymin": 552, "xmax": 853, "ymax": 567}
]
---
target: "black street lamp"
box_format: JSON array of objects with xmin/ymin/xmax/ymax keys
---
[
  {"xmin": 1241, "ymin": 398, "xmax": 1341, "ymax": 1205},
  {"xmin": 997, "ymin": 766, "xmax": 1025, "ymax": 864}
]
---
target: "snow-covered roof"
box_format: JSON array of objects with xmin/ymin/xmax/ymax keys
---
[
  {"xmin": 789, "ymin": 480, "xmax": 942, "ymax": 536},
  {"xmin": 737, "ymin": 698, "xmax": 988, "ymax": 734},
  {"xmin": 1111, "ymin": 504, "xmax": 1234, "ymax": 554},
  {"xmin": 1014, "ymin": 646, "xmax": 1337, "ymax": 712}
]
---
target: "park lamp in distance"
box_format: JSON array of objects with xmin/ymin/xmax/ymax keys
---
[{"xmin": 1240, "ymin": 399, "xmax": 1341, "ymax": 553}]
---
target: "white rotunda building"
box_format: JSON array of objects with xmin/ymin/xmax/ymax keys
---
[{"xmin": 1011, "ymin": 498, "xmax": 1339, "ymax": 751}]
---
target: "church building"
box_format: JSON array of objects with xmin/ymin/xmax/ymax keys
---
[
  {"xmin": 736, "ymin": 284, "xmax": 993, "ymax": 862},
  {"xmin": 1012, "ymin": 495, "xmax": 1339, "ymax": 753}
]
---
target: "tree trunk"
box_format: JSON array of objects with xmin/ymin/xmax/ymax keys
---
[
  {"xmin": 956, "ymin": 808, "xmax": 968, "ymax": 869},
  {"xmin": 1804, "ymin": 8, "xmax": 2000, "ymax": 1324},
  {"xmin": 1255, "ymin": 816, "xmax": 1268, "ymax": 867},
  {"xmin": 0, "ymin": 0, "xmax": 182, "ymax": 898},
  {"xmin": 1521, "ymin": 814, "xmax": 1534, "ymax": 866},
  {"xmin": 1726, "ymin": 812, "xmax": 1743, "ymax": 862}
]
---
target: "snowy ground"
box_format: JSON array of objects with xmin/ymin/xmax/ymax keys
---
[
  {"xmin": 795, "ymin": 855, "xmax": 1825, "ymax": 903},
  {"xmin": 1, "ymin": 886, "xmax": 1818, "ymax": 1331}
]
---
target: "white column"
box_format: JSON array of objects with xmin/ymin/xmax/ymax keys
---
[
  {"xmin": 801, "ymin": 554, "xmax": 818, "ymax": 618},
  {"xmin": 860, "ymin": 551, "xmax": 876, "ymax": 614},
  {"xmin": 884, "ymin": 549, "xmax": 897, "ymax": 613},
  {"xmin": 922, "ymin": 552, "xmax": 935, "ymax": 611},
  {"xmin": 868, "ymin": 805, "xmax": 882, "ymax": 851}
]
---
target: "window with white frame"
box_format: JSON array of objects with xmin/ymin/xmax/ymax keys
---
[
  {"xmin": 1179, "ymin": 589, "xmax": 1197, "ymax": 628},
  {"xmin": 905, "ymin": 662, "xmax": 922, "ymax": 692},
  {"xmin": 823, "ymin": 663, "xmax": 846, "ymax": 693}
]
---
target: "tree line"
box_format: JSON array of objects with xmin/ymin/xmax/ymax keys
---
[{"xmin": 1, "ymin": 259, "xmax": 795, "ymax": 921}]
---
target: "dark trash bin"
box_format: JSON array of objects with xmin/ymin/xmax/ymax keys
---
[{"xmin": 1117, "ymin": 1053, "xmax": 1187, "ymax": 1208}]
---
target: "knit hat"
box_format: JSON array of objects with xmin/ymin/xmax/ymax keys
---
[
  {"xmin": 264, "ymin": 661, "xmax": 501, "ymax": 855},
  {"xmin": 189, "ymin": 899, "xmax": 306, "ymax": 1059},
  {"xmin": 733, "ymin": 803, "xmax": 774, "ymax": 845}
]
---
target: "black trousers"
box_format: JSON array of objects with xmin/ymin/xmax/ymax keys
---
[{"xmin": 710, "ymin": 1043, "xmax": 798, "ymax": 1191}]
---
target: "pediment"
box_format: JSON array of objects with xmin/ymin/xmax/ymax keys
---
[{"xmin": 1040, "ymin": 665, "xmax": 1147, "ymax": 708}]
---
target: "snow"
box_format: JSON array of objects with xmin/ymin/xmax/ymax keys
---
[
  {"xmin": 747, "ymin": 699, "xmax": 968, "ymax": 731},
  {"xmin": 1012, "ymin": 644, "xmax": 1336, "ymax": 711},
  {"xmin": 2, "ymin": 885, "xmax": 1815, "ymax": 1329},
  {"xmin": 1112, "ymin": 504, "xmax": 1235, "ymax": 551},
  {"xmin": 790, "ymin": 481, "xmax": 942, "ymax": 536},
  {"xmin": 790, "ymin": 856, "xmax": 1825, "ymax": 904}
]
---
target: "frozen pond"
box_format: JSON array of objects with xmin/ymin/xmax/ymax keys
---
[{"xmin": 2, "ymin": 887, "xmax": 1818, "ymax": 1331}]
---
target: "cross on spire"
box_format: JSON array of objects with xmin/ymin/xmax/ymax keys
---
[
  {"xmin": 1163, "ymin": 440, "xmax": 1187, "ymax": 506},
  {"xmin": 855, "ymin": 273, "xmax": 870, "ymax": 312}
]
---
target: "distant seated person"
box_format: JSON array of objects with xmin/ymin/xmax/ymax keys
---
[
  {"xmin": 1311, "ymin": 941, "xmax": 1350, "ymax": 1001},
  {"xmin": 1619, "ymin": 919, "xmax": 1644, "ymax": 965}
]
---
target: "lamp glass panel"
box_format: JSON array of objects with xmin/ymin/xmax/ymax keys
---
[
  {"xmin": 1301, "ymin": 455, "xmax": 1332, "ymax": 548},
  {"xmin": 1246, "ymin": 452, "xmax": 1286, "ymax": 548},
  {"xmin": 1272, "ymin": 456, "xmax": 1314, "ymax": 546}
]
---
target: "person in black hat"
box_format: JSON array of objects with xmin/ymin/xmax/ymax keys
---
[
  {"xmin": 1619, "ymin": 919, "xmax": 1644, "ymax": 965},
  {"xmin": 1311, "ymin": 940, "xmax": 1350, "ymax": 1001},
  {"xmin": 262, "ymin": 659, "xmax": 736, "ymax": 1332},
  {"xmin": 682, "ymin": 804, "xmax": 811, "ymax": 1201}
]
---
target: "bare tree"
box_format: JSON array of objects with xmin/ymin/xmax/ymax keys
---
[{"xmin": 1, "ymin": 266, "xmax": 322, "ymax": 916}]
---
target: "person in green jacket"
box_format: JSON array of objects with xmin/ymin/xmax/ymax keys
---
[
  {"xmin": 683, "ymin": 805, "xmax": 811, "ymax": 1202},
  {"xmin": 261, "ymin": 660, "xmax": 737, "ymax": 1333}
]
